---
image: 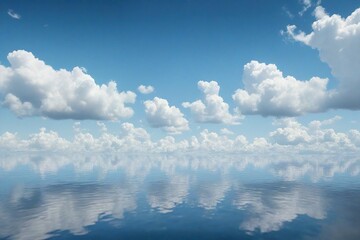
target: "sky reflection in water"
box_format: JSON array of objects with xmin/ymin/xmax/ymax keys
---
[{"xmin": 0, "ymin": 153, "xmax": 359, "ymax": 240}]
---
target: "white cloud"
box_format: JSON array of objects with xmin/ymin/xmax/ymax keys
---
[
  {"xmin": 7, "ymin": 9, "xmax": 21, "ymax": 19},
  {"xmin": 232, "ymin": 61, "xmax": 329, "ymax": 117},
  {"xmin": 27, "ymin": 128, "xmax": 71, "ymax": 150},
  {"xmin": 270, "ymin": 118, "xmax": 312, "ymax": 145},
  {"xmin": 299, "ymin": 0, "xmax": 312, "ymax": 16},
  {"xmin": 308, "ymin": 115, "xmax": 342, "ymax": 129},
  {"xmin": 0, "ymin": 117, "xmax": 359, "ymax": 154},
  {"xmin": 138, "ymin": 85, "xmax": 154, "ymax": 94},
  {"xmin": 183, "ymin": 81, "xmax": 241, "ymax": 124},
  {"xmin": 0, "ymin": 50, "xmax": 136, "ymax": 120},
  {"xmin": 96, "ymin": 121, "xmax": 108, "ymax": 132},
  {"xmin": 286, "ymin": 6, "xmax": 360, "ymax": 110},
  {"xmin": 269, "ymin": 117, "xmax": 355, "ymax": 152},
  {"xmin": 144, "ymin": 97, "xmax": 189, "ymax": 134}
]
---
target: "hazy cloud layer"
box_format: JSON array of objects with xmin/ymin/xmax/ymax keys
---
[
  {"xmin": 234, "ymin": 6, "xmax": 360, "ymax": 117},
  {"xmin": 138, "ymin": 85, "xmax": 154, "ymax": 94},
  {"xmin": 0, "ymin": 117, "xmax": 359, "ymax": 153},
  {"xmin": 7, "ymin": 9, "xmax": 21, "ymax": 19}
]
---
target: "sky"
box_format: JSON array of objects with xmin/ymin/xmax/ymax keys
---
[{"xmin": 0, "ymin": 0, "xmax": 359, "ymax": 153}]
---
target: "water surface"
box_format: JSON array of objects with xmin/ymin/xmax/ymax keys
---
[{"xmin": 0, "ymin": 153, "xmax": 359, "ymax": 239}]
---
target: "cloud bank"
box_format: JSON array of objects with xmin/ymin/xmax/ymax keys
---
[
  {"xmin": 0, "ymin": 117, "xmax": 359, "ymax": 153},
  {"xmin": 232, "ymin": 61, "xmax": 328, "ymax": 117},
  {"xmin": 138, "ymin": 85, "xmax": 154, "ymax": 94},
  {"xmin": 232, "ymin": 6, "xmax": 360, "ymax": 117}
]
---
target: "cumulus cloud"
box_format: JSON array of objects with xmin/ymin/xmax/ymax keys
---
[
  {"xmin": 144, "ymin": 97, "xmax": 189, "ymax": 134},
  {"xmin": 0, "ymin": 50, "xmax": 136, "ymax": 120},
  {"xmin": 270, "ymin": 118, "xmax": 312, "ymax": 145},
  {"xmin": 269, "ymin": 117, "xmax": 355, "ymax": 152},
  {"xmin": 232, "ymin": 61, "xmax": 329, "ymax": 117},
  {"xmin": 183, "ymin": 81, "xmax": 241, "ymax": 124},
  {"xmin": 0, "ymin": 117, "xmax": 359, "ymax": 154},
  {"xmin": 7, "ymin": 9, "xmax": 21, "ymax": 19},
  {"xmin": 138, "ymin": 85, "xmax": 154, "ymax": 94},
  {"xmin": 286, "ymin": 6, "xmax": 360, "ymax": 110}
]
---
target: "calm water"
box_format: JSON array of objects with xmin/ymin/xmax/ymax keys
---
[{"xmin": 0, "ymin": 153, "xmax": 359, "ymax": 240}]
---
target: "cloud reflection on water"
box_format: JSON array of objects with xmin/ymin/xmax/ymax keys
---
[{"xmin": 0, "ymin": 153, "xmax": 359, "ymax": 239}]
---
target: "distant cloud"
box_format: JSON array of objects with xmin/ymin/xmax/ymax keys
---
[
  {"xmin": 299, "ymin": 0, "xmax": 312, "ymax": 16},
  {"xmin": 1, "ymin": 116, "xmax": 358, "ymax": 153},
  {"xmin": 183, "ymin": 81, "xmax": 241, "ymax": 125},
  {"xmin": 144, "ymin": 97, "xmax": 189, "ymax": 134},
  {"xmin": 269, "ymin": 117, "xmax": 353, "ymax": 149},
  {"xmin": 0, "ymin": 50, "xmax": 136, "ymax": 120},
  {"xmin": 138, "ymin": 85, "xmax": 154, "ymax": 94},
  {"xmin": 7, "ymin": 9, "xmax": 21, "ymax": 20}
]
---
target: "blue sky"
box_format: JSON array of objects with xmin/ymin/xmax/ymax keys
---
[{"xmin": 0, "ymin": 0, "xmax": 359, "ymax": 152}]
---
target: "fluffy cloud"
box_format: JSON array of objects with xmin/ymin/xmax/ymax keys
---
[
  {"xmin": 269, "ymin": 117, "xmax": 355, "ymax": 152},
  {"xmin": 234, "ymin": 6, "xmax": 360, "ymax": 117},
  {"xmin": 0, "ymin": 50, "xmax": 136, "ymax": 120},
  {"xmin": 138, "ymin": 85, "xmax": 154, "ymax": 94},
  {"xmin": 270, "ymin": 118, "xmax": 312, "ymax": 145},
  {"xmin": 0, "ymin": 117, "xmax": 359, "ymax": 154},
  {"xmin": 144, "ymin": 97, "xmax": 189, "ymax": 134},
  {"xmin": 232, "ymin": 61, "xmax": 329, "ymax": 117},
  {"xmin": 183, "ymin": 81, "xmax": 241, "ymax": 124},
  {"xmin": 286, "ymin": 6, "xmax": 360, "ymax": 110}
]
